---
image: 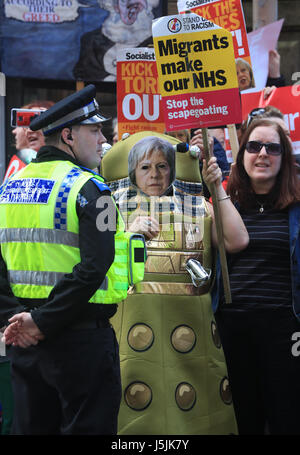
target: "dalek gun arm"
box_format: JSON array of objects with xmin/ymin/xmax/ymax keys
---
[
  {"xmin": 173, "ymin": 142, "xmax": 201, "ymax": 159},
  {"xmin": 186, "ymin": 258, "xmax": 211, "ymax": 288}
]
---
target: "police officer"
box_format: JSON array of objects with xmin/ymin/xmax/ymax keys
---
[{"xmin": 0, "ymin": 85, "xmax": 122, "ymax": 435}]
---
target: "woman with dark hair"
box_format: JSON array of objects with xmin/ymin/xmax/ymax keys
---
[{"xmin": 212, "ymin": 118, "xmax": 300, "ymax": 434}]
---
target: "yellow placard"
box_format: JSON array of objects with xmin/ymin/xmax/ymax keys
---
[{"xmin": 153, "ymin": 16, "xmax": 238, "ymax": 97}]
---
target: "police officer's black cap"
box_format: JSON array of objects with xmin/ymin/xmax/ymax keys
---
[{"xmin": 30, "ymin": 84, "xmax": 109, "ymax": 136}]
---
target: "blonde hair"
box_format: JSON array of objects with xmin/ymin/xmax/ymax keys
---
[{"xmin": 236, "ymin": 58, "xmax": 255, "ymax": 89}]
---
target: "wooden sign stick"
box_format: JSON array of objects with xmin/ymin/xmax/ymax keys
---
[
  {"xmin": 227, "ymin": 123, "xmax": 239, "ymax": 163},
  {"xmin": 76, "ymin": 81, "xmax": 85, "ymax": 92},
  {"xmin": 201, "ymin": 127, "xmax": 232, "ymax": 304}
]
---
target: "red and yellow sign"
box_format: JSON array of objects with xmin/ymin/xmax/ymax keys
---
[
  {"xmin": 152, "ymin": 13, "xmax": 242, "ymax": 131},
  {"xmin": 177, "ymin": 0, "xmax": 251, "ymax": 67},
  {"xmin": 116, "ymin": 48, "xmax": 165, "ymax": 139}
]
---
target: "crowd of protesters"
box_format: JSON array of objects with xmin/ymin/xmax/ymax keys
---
[{"xmin": 0, "ymin": 42, "xmax": 300, "ymax": 436}]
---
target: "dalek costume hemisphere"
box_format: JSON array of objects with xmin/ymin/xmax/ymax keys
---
[{"xmin": 101, "ymin": 131, "xmax": 238, "ymax": 435}]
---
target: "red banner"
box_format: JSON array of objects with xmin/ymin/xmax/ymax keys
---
[
  {"xmin": 164, "ymin": 88, "xmax": 241, "ymax": 130},
  {"xmin": 3, "ymin": 155, "xmax": 26, "ymax": 183},
  {"xmin": 241, "ymin": 86, "xmax": 300, "ymax": 155}
]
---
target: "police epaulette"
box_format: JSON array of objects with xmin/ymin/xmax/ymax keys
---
[{"xmin": 90, "ymin": 177, "xmax": 111, "ymax": 193}]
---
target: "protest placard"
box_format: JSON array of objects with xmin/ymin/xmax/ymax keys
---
[
  {"xmin": 3, "ymin": 155, "xmax": 26, "ymax": 183},
  {"xmin": 152, "ymin": 13, "xmax": 242, "ymax": 131},
  {"xmin": 116, "ymin": 48, "xmax": 165, "ymax": 138},
  {"xmin": 177, "ymin": 0, "xmax": 251, "ymax": 65},
  {"xmin": 246, "ymin": 19, "xmax": 284, "ymax": 91},
  {"xmin": 241, "ymin": 86, "xmax": 300, "ymax": 156}
]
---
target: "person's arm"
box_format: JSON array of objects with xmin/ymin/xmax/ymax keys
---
[
  {"xmin": 2, "ymin": 316, "xmax": 44, "ymax": 348},
  {"xmin": 0, "ymin": 249, "xmax": 43, "ymax": 347},
  {"xmin": 212, "ymin": 138, "xmax": 230, "ymax": 174},
  {"xmin": 127, "ymin": 215, "xmax": 159, "ymax": 240},
  {"xmin": 3, "ymin": 182, "xmax": 117, "ymax": 346},
  {"xmin": 266, "ymin": 50, "xmax": 285, "ymax": 87},
  {"xmin": 29, "ymin": 189, "xmax": 116, "ymax": 337},
  {"xmin": 189, "ymin": 128, "xmax": 204, "ymax": 160},
  {"xmin": 202, "ymin": 157, "xmax": 249, "ymax": 254},
  {"xmin": 0, "ymin": 251, "xmax": 26, "ymax": 327}
]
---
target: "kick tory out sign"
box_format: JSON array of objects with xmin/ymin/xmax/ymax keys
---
[
  {"xmin": 117, "ymin": 48, "xmax": 165, "ymax": 138},
  {"xmin": 152, "ymin": 13, "xmax": 242, "ymax": 131}
]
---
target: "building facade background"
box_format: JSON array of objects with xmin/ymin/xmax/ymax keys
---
[{"xmin": 2, "ymin": 0, "xmax": 299, "ymax": 171}]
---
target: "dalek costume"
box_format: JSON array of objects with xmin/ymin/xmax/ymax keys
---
[{"xmin": 101, "ymin": 131, "xmax": 237, "ymax": 435}]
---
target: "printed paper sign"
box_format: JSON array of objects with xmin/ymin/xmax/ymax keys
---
[
  {"xmin": 246, "ymin": 19, "xmax": 284, "ymax": 91},
  {"xmin": 152, "ymin": 13, "xmax": 242, "ymax": 130},
  {"xmin": 241, "ymin": 86, "xmax": 300, "ymax": 155},
  {"xmin": 117, "ymin": 48, "xmax": 165, "ymax": 138}
]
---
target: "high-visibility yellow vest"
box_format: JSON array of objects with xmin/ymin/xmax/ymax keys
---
[{"xmin": 0, "ymin": 160, "xmax": 146, "ymax": 304}]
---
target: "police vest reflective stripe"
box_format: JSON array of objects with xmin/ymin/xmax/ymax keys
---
[
  {"xmin": 0, "ymin": 228, "xmax": 78, "ymax": 247},
  {"xmin": 7, "ymin": 270, "xmax": 108, "ymax": 290},
  {"xmin": 0, "ymin": 160, "xmax": 145, "ymax": 303}
]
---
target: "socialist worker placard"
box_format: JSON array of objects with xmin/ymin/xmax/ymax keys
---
[{"xmin": 117, "ymin": 48, "xmax": 165, "ymax": 138}]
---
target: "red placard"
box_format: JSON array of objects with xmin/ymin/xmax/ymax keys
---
[
  {"xmin": 177, "ymin": 0, "xmax": 251, "ymax": 65},
  {"xmin": 3, "ymin": 155, "xmax": 26, "ymax": 183},
  {"xmin": 117, "ymin": 48, "xmax": 165, "ymax": 139},
  {"xmin": 163, "ymin": 88, "xmax": 241, "ymax": 130},
  {"xmin": 241, "ymin": 86, "xmax": 300, "ymax": 154}
]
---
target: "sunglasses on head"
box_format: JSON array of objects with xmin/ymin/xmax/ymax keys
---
[
  {"xmin": 246, "ymin": 108, "xmax": 266, "ymax": 128},
  {"xmin": 245, "ymin": 140, "xmax": 282, "ymax": 156}
]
